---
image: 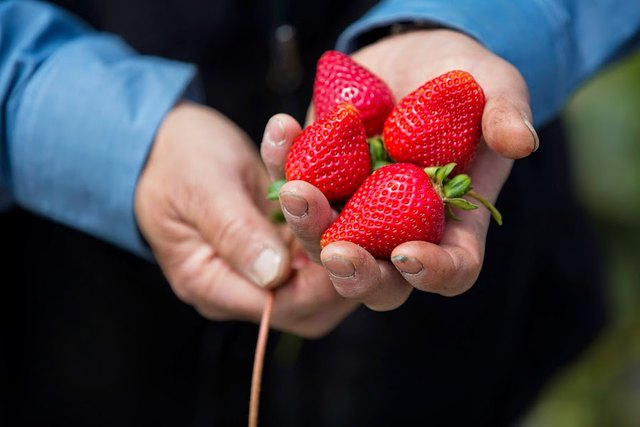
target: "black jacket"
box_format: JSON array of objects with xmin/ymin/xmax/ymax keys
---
[{"xmin": 1, "ymin": 1, "xmax": 606, "ymax": 426}]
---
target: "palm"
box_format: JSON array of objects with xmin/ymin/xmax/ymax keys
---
[{"xmin": 261, "ymin": 29, "xmax": 538, "ymax": 309}]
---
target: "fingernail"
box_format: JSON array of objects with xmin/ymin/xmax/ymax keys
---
[
  {"xmin": 280, "ymin": 191, "xmax": 308, "ymax": 217},
  {"xmin": 521, "ymin": 115, "xmax": 540, "ymax": 153},
  {"xmin": 324, "ymin": 256, "xmax": 355, "ymax": 279},
  {"xmin": 392, "ymin": 255, "xmax": 424, "ymax": 275},
  {"xmin": 265, "ymin": 116, "xmax": 286, "ymax": 146},
  {"xmin": 251, "ymin": 247, "xmax": 283, "ymax": 287}
]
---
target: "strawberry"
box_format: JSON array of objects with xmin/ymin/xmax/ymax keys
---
[
  {"xmin": 283, "ymin": 102, "xmax": 370, "ymax": 202},
  {"xmin": 313, "ymin": 50, "xmax": 394, "ymax": 137},
  {"xmin": 320, "ymin": 162, "xmax": 501, "ymax": 259},
  {"xmin": 383, "ymin": 70, "xmax": 485, "ymax": 174}
]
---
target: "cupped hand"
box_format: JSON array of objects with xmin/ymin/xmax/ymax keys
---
[
  {"xmin": 135, "ymin": 102, "xmax": 355, "ymax": 337},
  {"xmin": 260, "ymin": 29, "xmax": 539, "ymax": 310}
]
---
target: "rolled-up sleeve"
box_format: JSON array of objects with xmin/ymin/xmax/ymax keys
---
[
  {"xmin": 337, "ymin": 0, "xmax": 640, "ymax": 126},
  {"xmin": 1, "ymin": 0, "xmax": 200, "ymax": 256}
]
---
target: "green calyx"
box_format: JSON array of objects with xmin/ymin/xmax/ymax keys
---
[
  {"xmin": 368, "ymin": 136, "xmax": 391, "ymax": 171},
  {"xmin": 267, "ymin": 179, "xmax": 286, "ymax": 201},
  {"xmin": 266, "ymin": 179, "xmax": 287, "ymax": 224},
  {"xmin": 425, "ymin": 163, "xmax": 503, "ymax": 225}
]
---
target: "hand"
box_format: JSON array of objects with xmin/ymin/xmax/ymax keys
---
[
  {"xmin": 261, "ymin": 29, "xmax": 539, "ymax": 310},
  {"xmin": 135, "ymin": 102, "xmax": 355, "ymax": 337}
]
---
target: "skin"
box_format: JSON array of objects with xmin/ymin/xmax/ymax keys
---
[
  {"xmin": 134, "ymin": 28, "xmax": 539, "ymax": 336},
  {"xmin": 135, "ymin": 102, "xmax": 356, "ymax": 338},
  {"xmin": 261, "ymin": 29, "xmax": 539, "ymax": 311}
]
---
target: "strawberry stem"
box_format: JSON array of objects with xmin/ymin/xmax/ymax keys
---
[
  {"xmin": 249, "ymin": 290, "xmax": 275, "ymax": 427},
  {"xmin": 425, "ymin": 163, "xmax": 503, "ymax": 225},
  {"xmin": 466, "ymin": 190, "xmax": 503, "ymax": 225}
]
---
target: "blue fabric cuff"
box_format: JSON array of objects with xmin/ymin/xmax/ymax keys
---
[
  {"xmin": 336, "ymin": 0, "xmax": 568, "ymax": 126},
  {"xmin": 8, "ymin": 34, "xmax": 198, "ymax": 257}
]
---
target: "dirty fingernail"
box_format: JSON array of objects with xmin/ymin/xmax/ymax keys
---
[
  {"xmin": 522, "ymin": 115, "xmax": 540, "ymax": 153},
  {"xmin": 251, "ymin": 247, "xmax": 283, "ymax": 287},
  {"xmin": 324, "ymin": 256, "xmax": 355, "ymax": 279},
  {"xmin": 280, "ymin": 191, "xmax": 308, "ymax": 217},
  {"xmin": 392, "ymin": 255, "xmax": 424, "ymax": 275}
]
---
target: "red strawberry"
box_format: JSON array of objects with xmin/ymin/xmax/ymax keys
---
[
  {"xmin": 383, "ymin": 70, "xmax": 485, "ymax": 174},
  {"xmin": 313, "ymin": 50, "xmax": 394, "ymax": 137},
  {"xmin": 285, "ymin": 102, "xmax": 370, "ymax": 202},
  {"xmin": 320, "ymin": 162, "xmax": 502, "ymax": 259}
]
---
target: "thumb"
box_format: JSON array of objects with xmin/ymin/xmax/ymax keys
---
[
  {"xmin": 480, "ymin": 69, "xmax": 540, "ymax": 159},
  {"xmin": 194, "ymin": 181, "xmax": 291, "ymax": 289},
  {"xmin": 260, "ymin": 113, "xmax": 301, "ymax": 181}
]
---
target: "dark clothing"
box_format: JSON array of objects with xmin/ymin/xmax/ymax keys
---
[{"xmin": 1, "ymin": 1, "xmax": 607, "ymax": 426}]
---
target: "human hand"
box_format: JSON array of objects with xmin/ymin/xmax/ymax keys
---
[
  {"xmin": 261, "ymin": 29, "xmax": 539, "ymax": 310},
  {"xmin": 135, "ymin": 102, "xmax": 355, "ymax": 337}
]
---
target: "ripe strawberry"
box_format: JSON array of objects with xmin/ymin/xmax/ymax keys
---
[
  {"xmin": 320, "ymin": 162, "xmax": 501, "ymax": 259},
  {"xmin": 313, "ymin": 50, "xmax": 394, "ymax": 137},
  {"xmin": 284, "ymin": 102, "xmax": 370, "ymax": 202},
  {"xmin": 383, "ymin": 70, "xmax": 485, "ymax": 174}
]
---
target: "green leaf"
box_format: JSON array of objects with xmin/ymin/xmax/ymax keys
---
[
  {"xmin": 368, "ymin": 136, "xmax": 390, "ymax": 170},
  {"xmin": 446, "ymin": 197, "xmax": 478, "ymax": 211},
  {"xmin": 267, "ymin": 179, "xmax": 286, "ymax": 201},
  {"xmin": 437, "ymin": 163, "xmax": 456, "ymax": 183},
  {"xmin": 444, "ymin": 174, "xmax": 471, "ymax": 198},
  {"xmin": 372, "ymin": 160, "xmax": 391, "ymax": 171},
  {"xmin": 424, "ymin": 167, "xmax": 441, "ymax": 181}
]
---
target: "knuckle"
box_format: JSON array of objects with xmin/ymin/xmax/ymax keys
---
[
  {"xmin": 439, "ymin": 261, "xmax": 482, "ymax": 297},
  {"xmin": 487, "ymin": 102, "xmax": 511, "ymax": 127},
  {"xmin": 333, "ymin": 280, "xmax": 369, "ymax": 300},
  {"xmin": 186, "ymin": 260, "xmax": 247, "ymax": 320},
  {"xmin": 285, "ymin": 215, "xmax": 319, "ymax": 242},
  {"xmin": 215, "ymin": 214, "xmax": 251, "ymax": 252}
]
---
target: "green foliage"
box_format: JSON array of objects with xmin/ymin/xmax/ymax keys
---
[
  {"xmin": 564, "ymin": 53, "xmax": 640, "ymax": 227},
  {"xmin": 521, "ymin": 53, "xmax": 640, "ymax": 426}
]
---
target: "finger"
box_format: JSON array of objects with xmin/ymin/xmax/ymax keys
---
[
  {"xmin": 321, "ymin": 241, "xmax": 413, "ymax": 311},
  {"xmin": 194, "ymin": 180, "xmax": 291, "ymax": 289},
  {"xmin": 305, "ymin": 104, "xmax": 316, "ymax": 127},
  {"xmin": 480, "ymin": 66, "xmax": 540, "ymax": 159},
  {"xmin": 391, "ymin": 240, "xmax": 482, "ymax": 297},
  {"xmin": 271, "ymin": 261, "xmax": 357, "ymax": 338},
  {"xmin": 180, "ymin": 243, "xmax": 355, "ymax": 338},
  {"xmin": 388, "ymin": 146, "xmax": 508, "ymax": 296},
  {"xmin": 466, "ymin": 142, "xmax": 513, "ymax": 203},
  {"xmin": 260, "ymin": 113, "xmax": 302, "ymax": 181},
  {"xmin": 279, "ymin": 180, "xmax": 337, "ymax": 262},
  {"xmin": 189, "ymin": 255, "xmax": 269, "ymax": 321}
]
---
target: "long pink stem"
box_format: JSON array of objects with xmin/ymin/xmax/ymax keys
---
[{"xmin": 249, "ymin": 290, "xmax": 275, "ymax": 427}]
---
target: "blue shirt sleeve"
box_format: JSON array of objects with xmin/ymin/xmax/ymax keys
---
[
  {"xmin": 337, "ymin": 0, "xmax": 640, "ymax": 127},
  {"xmin": 0, "ymin": 0, "xmax": 201, "ymax": 256}
]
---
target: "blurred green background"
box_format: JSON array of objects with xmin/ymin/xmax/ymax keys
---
[{"xmin": 521, "ymin": 52, "xmax": 640, "ymax": 426}]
